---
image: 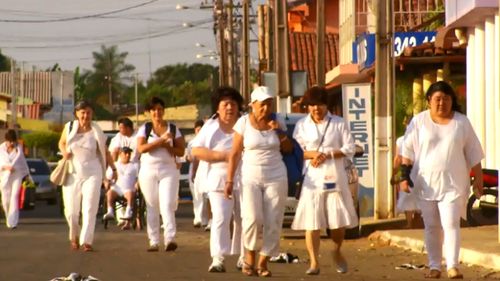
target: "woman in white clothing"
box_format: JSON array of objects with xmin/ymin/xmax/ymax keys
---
[
  {"xmin": 0, "ymin": 129, "xmax": 29, "ymax": 229},
  {"xmin": 137, "ymin": 96, "xmax": 185, "ymax": 252},
  {"xmin": 226, "ymin": 86, "xmax": 292, "ymax": 277},
  {"xmin": 58, "ymin": 101, "xmax": 117, "ymax": 252},
  {"xmin": 191, "ymin": 87, "xmax": 244, "ymax": 273},
  {"xmin": 291, "ymin": 86, "xmax": 358, "ymax": 275},
  {"xmin": 400, "ymin": 81, "xmax": 484, "ymax": 279}
]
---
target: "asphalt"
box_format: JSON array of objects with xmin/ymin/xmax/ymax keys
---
[{"xmin": 365, "ymin": 217, "xmax": 500, "ymax": 271}]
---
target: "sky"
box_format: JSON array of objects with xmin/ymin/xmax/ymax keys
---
[{"xmin": 0, "ymin": 0, "xmax": 261, "ymax": 81}]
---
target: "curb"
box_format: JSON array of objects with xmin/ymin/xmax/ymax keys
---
[{"xmin": 369, "ymin": 230, "xmax": 500, "ymax": 271}]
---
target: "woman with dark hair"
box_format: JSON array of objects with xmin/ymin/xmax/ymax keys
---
[
  {"xmin": 291, "ymin": 86, "xmax": 358, "ymax": 275},
  {"xmin": 226, "ymin": 86, "xmax": 291, "ymax": 277},
  {"xmin": 191, "ymin": 86, "xmax": 245, "ymax": 272},
  {"xmin": 137, "ymin": 96, "xmax": 186, "ymax": 252},
  {"xmin": 58, "ymin": 100, "xmax": 116, "ymax": 251},
  {"xmin": 400, "ymin": 81, "xmax": 484, "ymax": 279},
  {"xmin": 0, "ymin": 129, "xmax": 29, "ymax": 229}
]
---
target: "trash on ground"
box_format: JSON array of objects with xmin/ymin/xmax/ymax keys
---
[
  {"xmin": 269, "ymin": 252, "xmax": 299, "ymax": 263},
  {"xmin": 49, "ymin": 272, "xmax": 100, "ymax": 281},
  {"xmin": 394, "ymin": 263, "xmax": 426, "ymax": 270}
]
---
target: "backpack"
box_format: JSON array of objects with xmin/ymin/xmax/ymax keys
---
[
  {"xmin": 144, "ymin": 122, "xmax": 176, "ymax": 144},
  {"xmin": 282, "ymin": 137, "xmax": 304, "ymax": 197}
]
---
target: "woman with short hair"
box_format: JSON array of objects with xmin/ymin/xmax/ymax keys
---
[
  {"xmin": 58, "ymin": 100, "xmax": 116, "ymax": 251},
  {"xmin": 291, "ymin": 86, "xmax": 358, "ymax": 275},
  {"xmin": 191, "ymin": 86, "xmax": 245, "ymax": 272},
  {"xmin": 0, "ymin": 129, "xmax": 29, "ymax": 229},
  {"xmin": 137, "ymin": 96, "xmax": 185, "ymax": 252}
]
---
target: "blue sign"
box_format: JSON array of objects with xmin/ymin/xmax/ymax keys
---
[{"xmin": 352, "ymin": 31, "xmax": 437, "ymax": 70}]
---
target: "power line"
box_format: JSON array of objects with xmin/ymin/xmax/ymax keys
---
[{"xmin": 0, "ymin": 0, "xmax": 161, "ymax": 23}]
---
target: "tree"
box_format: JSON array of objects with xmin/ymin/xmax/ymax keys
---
[
  {"xmin": 90, "ymin": 45, "xmax": 135, "ymax": 106},
  {"xmin": 0, "ymin": 50, "xmax": 11, "ymax": 71}
]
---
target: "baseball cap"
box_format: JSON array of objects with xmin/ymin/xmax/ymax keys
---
[{"xmin": 250, "ymin": 86, "xmax": 274, "ymax": 103}]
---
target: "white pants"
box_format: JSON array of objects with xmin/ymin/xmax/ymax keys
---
[
  {"xmin": 63, "ymin": 173, "xmax": 102, "ymax": 245},
  {"xmin": 208, "ymin": 190, "xmax": 243, "ymax": 258},
  {"xmin": 241, "ymin": 167, "xmax": 287, "ymax": 257},
  {"xmin": 419, "ymin": 199, "xmax": 462, "ymax": 271},
  {"xmin": 0, "ymin": 171, "xmax": 24, "ymax": 228},
  {"xmin": 139, "ymin": 166, "xmax": 179, "ymax": 246},
  {"xmin": 190, "ymin": 179, "xmax": 208, "ymax": 225}
]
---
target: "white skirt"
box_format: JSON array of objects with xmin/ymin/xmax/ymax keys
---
[
  {"xmin": 291, "ymin": 187, "xmax": 358, "ymax": 231},
  {"xmin": 396, "ymin": 190, "xmax": 419, "ymax": 213}
]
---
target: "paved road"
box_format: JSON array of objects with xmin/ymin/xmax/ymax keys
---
[{"xmin": 0, "ymin": 201, "xmax": 498, "ymax": 281}]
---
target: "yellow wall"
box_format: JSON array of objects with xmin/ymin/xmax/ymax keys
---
[{"xmin": 18, "ymin": 118, "xmax": 51, "ymax": 131}]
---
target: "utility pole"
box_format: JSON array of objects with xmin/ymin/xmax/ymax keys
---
[
  {"xmin": 227, "ymin": 1, "xmax": 235, "ymax": 88},
  {"xmin": 216, "ymin": 0, "xmax": 228, "ymax": 86},
  {"xmin": 59, "ymin": 71, "xmax": 64, "ymax": 126},
  {"xmin": 241, "ymin": 0, "xmax": 250, "ymax": 102},
  {"xmin": 316, "ymin": 0, "xmax": 325, "ymax": 86},
  {"xmin": 374, "ymin": 0, "xmax": 395, "ymax": 219},
  {"xmin": 10, "ymin": 59, "xmax": 17, "ymax": 129},
  {"xmin": 134, "ymin": 73, "xmax": 139, "ymax": 128},
  {"xmin": 273, "ymin": 0, "xmax": 290, "ymax": 97}
]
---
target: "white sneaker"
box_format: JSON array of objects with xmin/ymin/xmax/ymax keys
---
[
  {"xmin": 103, "ymin": 211, "xmax": 115, "ymax": 220},
  {"xmin": 236, "ymin": 256, "xmax": 245, "ymax": 270},
  {"xmin": 208, "ymin": 257, "xmax": 225, "ymax": 273},
  {"xmin": 122, "ymin": 207, "xmax": 133, "ymax": 220},
  {"xmin": 204, "ymin": 219, "xmax": 212, "ymax": 232}
]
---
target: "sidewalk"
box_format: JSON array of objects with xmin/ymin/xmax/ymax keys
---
[{"xmin": 367, "ymin": 221, "xmax": 500, "ymax": 271}]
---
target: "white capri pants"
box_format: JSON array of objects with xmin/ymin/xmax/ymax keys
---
[
  {"xmin": 208, "ymin": 190, "xmax": 243, "ymax": 258},
  {"xmin": 241, "ymin": 165, "xmax": 287, "ymax": 257},
  {"xmin": 63, "ymin": 173, "xmax": 103, "ymax": 245},
  {"xmin": 139, "ymin": 166, "xmax": 179, "ymax": 246},
  {"xmin": 419, "ymin": 199, "xmax": 462, "ymax": 271},
  {"xmin": 0, "ymin": 171, "xmax": 25, "ymax": 228}
]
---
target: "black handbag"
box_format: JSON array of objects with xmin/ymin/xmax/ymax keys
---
[{"xmin": 294, "ymin": 118, "xmax": 331, "ymax": 200}]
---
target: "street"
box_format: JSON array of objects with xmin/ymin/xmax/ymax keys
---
[{"xmin": 0, "ymin": 201, "xmax": 498, "ymax": 281}]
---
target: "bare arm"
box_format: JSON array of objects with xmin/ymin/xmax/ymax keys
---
[
  {"xmin": 399, "ymin": 157, "xmax": 414, "ymax": 193},
  {"xmin": 191, "ymin": 147, "xmax": 228, "ymax": 163},
  {"xmin": 58, "ymin": 126, "xmax": 72, "ymax": 159},
  {"xmin": 471, "ymin": 163, "xmax": 484, "ymax": 198},
  {"xmin": 136, "ymin": 136, "xmax": 167, "ymax": 154},
  {"xmin": 225, "ymin": 133, "xmax": 243, "ymax": 199}
]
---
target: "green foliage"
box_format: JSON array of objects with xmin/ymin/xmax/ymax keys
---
[
  {"xmin": 22, "ymin": 131, "xmax": 60, "ymax": 159},
  {"xmin": 395, "ymin": 71, "xmax": 415, "ymax": 137},
  {"xmin": 0, "ymin": 49, "xmax": 11, "ymax": 71}
]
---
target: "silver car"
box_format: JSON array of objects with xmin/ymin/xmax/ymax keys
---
[{"xmin": 27, "ymin": 158, "xmax": 58, "ymax": 205}]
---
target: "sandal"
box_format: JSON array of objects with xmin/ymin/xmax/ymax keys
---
[
  {"xmin": 447, "ymin": 268, "xmax": 463, "ymax": 279},
  {"xmin": 257, "ymin": 268, "xmax": 272, "ymax": 278},
  {"xmin": 82, "ymin": 244, "xmax": 93, "ymax": 252},
  {"xmin": 424, "ymin": 269, "xmax": 441, "ymax": 279},
  {"xmin": 242, "ymin": 262, "xmax": 256, "ymax": 276},
  {"xmin": 70, "ymin": 241, "xmax": 79, "ymax": 251}
]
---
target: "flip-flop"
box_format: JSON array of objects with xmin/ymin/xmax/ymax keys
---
[
  {"xmin": 242, "ymin": 262, "xmax": 256, "ymax": 276},
  {"xmin": 257, "ymin": 268, "xmax": 272, "ymax": 277},
  {"xmin": 424, "ymin": 269, "xmax": 441, "ymax": 279}
]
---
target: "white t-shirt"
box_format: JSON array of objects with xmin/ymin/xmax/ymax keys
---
[
  {"xmin": 109, "ymin": 132, "xmax": 138, "ymax": 162},
  {"xmin": 136, "ymin": 123, "xmax": 182, "ymax": 169},
  {"xmin": 106, "ymin": 161, "xmax": 139, "ymax": 193},
  {"xmin": 233, "ymin": 114, "xmax": 286, "ymax": 167},
  {"xmin": 191, "ymin": 119, "xmax": 239, "ymax": 192},
  {"xmin": 402, "ymin": 110, "xmax": 484, "ymax": 202},
  {"xmin": 70, "ymin": 130, "xmax": 101, "ymax": 178}
]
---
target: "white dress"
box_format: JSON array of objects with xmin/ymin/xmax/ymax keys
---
[
  {"xmin": 402, "ymin": 110, "xmax": 484, "ymax": 216},
  {"xmin": 395, "ymin": 136, "xmax": 419, "ymax": 213},
  {"xmin": 291, "ymin": 113, "xmax": 358, "ymax": 230}
]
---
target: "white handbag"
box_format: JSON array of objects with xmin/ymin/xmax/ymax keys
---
[{"xmin": 50, "ymin": 159, "xmax": 70, "ymax": 186}]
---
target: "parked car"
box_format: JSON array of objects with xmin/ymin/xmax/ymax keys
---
[{"xmin": 27, "ymin": 158, "xmax": 58, "ymax": 205}]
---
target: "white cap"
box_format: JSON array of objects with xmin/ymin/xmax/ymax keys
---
[{"xmin": 250, "ymin": 86, "xmax": 274, "ymax": 103}]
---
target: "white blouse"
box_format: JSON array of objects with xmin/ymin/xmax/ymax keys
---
[
  {"xmin": 136, "ymin": 123, "xmax": 182, "ymax": 169},
  {"xmin": 293, "ymin": 113, "xmax": 356, "ymax": 192},
  {"xmin": 402, "ymin": 110, "xmax": 484, "ymax": 202},
  {"xmin": 70, "ymin": 130, "xmax": 101, "ymax": 178}
]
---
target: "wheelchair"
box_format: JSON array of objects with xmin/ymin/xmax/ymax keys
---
[
  {"xmin": 466, "ymin": 169, "xmax": 498, "ymax": 226},
  {"xmin": 101, "ymin": 187, "xmax": 146, "ymax": 230}
]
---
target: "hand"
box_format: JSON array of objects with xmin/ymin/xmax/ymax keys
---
[
  {"xmin": 224, "ymin": 181, "xmax": 233, "ymax": 200},
  {"xmin": 62, "ymin": 151, "xmax": 73, "ymax": 160},
  {"xmin": 400, "ymin": 180, "xmax": 411, "ymax": 193},
  {"xmin": 161, "ymin": 132, "xmax": 173, "ymax": 143},
  {"xmin": 311, "ymin": 152, "xmax": 327, "ymax": 168},
  {"xmin": 267, "ymin": 119, "xmax": 280, "ymax": 130},
  {"xmin": 111, "ymin": 169, "xmax": 118, "ymax": 182},
  {"xmin": 3, "ymin": 166, "xmax": 14, "ymax": 172},
  {"xmin": 472, "ymin": 178, "xmax": 484, "ymax": 199}
]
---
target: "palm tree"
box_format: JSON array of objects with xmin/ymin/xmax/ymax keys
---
[{"xmin": 91, "ymin": 45, "xmax": 135, "ymax": 106}]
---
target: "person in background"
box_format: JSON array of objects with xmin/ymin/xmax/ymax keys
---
[
  {"xmin": 58, "ymin": 100, "xmax": 117, "ymax": 252},
  {"xmin": 191, "ymin": 87, "xmax": 245, "ymax": 272},
  {"xmin": 136, "ymin": 96, "xmax": 185, "ymax": 252},
  {"xmin": 186, "ymin": 119, "xmax": 205, "ymax": 227},
  {"xmin": 291, "ymin": 86, "xmax": 358, "ymax": 275},
  {"xmin": 400, "ymin": 81, "xmax": 484, "ymax": 279},
  {"xmin": 109, "ymin": 118, "xmax": 138, "ymax": 163},
  {"xmin": 103, "ymin": 146, "xmax": 139, "ymax": 230},
  {"xmin": 0, "ymin": 129, "xmax": 29, "ymax": 229},
  {"xmin": 226, "ymin": 86, "xmax": 291, "ymax": 277},
  {"xmin": 392, "ymin": 117, "xmax": 421, "ymax": 229}
]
